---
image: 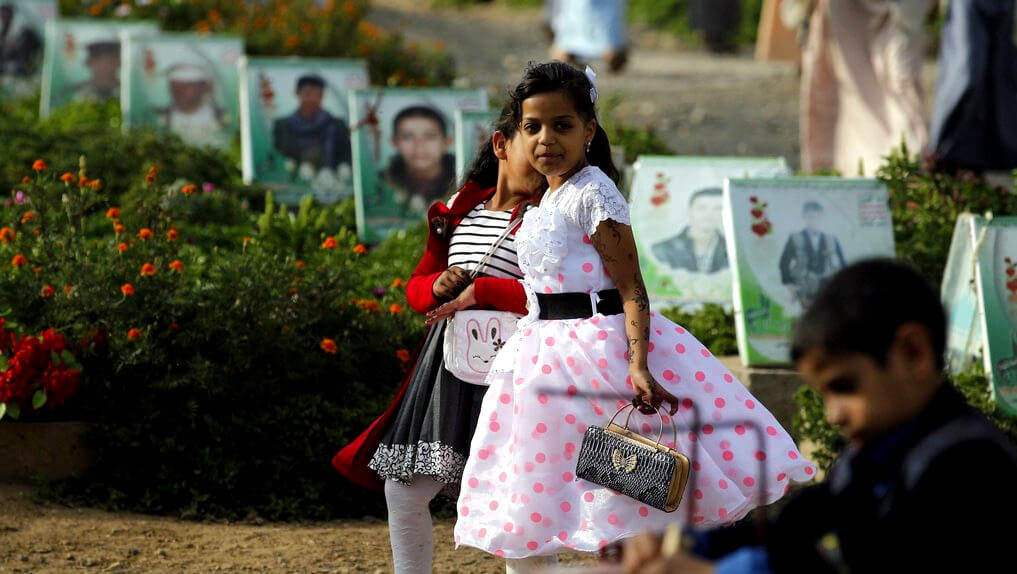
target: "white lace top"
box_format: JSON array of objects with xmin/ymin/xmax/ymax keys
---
[{"xmin": 514, "ymin": 166, "xmax": 630, "ymax": 309}]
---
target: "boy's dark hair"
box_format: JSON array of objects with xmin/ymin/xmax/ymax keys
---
[
  {"xmin": 462, "ymin": 102, "xmax": 520, "ymax": 189},
  {"xmin": 803, "ymin": 201, "xmax": 823, "ymax": 214},
  {"xmin": 791, "ymin": 258, "xmax": 946, "ymax": 370},
  {"xmin": 296, "ymin": 74, "xmax": 325, "ymax": 91},
  {"xmin": 392, "ymin": 105, "xmax": 448, "ymax": 137},
  {"xmin": 505, "ymin": 61, "xmax": 620, "ymax": 184},
  {"xmin": 689, "ymin": 187, "xmax": 722, "ymax": 207}
]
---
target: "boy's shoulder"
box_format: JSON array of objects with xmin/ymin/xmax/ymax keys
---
[{"xmin": 909, "ymin": 410, "xmax": 1017, "ymax": 491}]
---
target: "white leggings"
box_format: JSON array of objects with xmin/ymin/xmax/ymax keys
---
[
  {"xmin": 384, "ymin": 477, "xmax": 445, "ymax": 574},
  {"xmin": 384, "ymin": 477, "xmax": 560, "ymax": 574}
]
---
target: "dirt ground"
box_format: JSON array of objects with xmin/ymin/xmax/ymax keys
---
[{"xmin": 0, "ymin": 484, "xmax": 598, "ymax": 573}]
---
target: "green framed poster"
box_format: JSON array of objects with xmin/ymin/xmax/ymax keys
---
[
  {"xmin": 454, "ymin": 109, "xmax": 499, "ymax": 183},
  {"xmin": 122, "ymin": 33, "xmax": 243, "ymax": 151},
  {"xmin": 0, "ymin": 0, "xmax": 56, "ymax": 100},
  {"xmin": 629, "ymin": 156, "xmax": 789, "ymax": 309},
  {"xmin": 723, "ymin": 178, "xmax": 896, "ymax": 365},
  {"xmin": 972, "ymin": 216, "xmax": 1017, "ymax": 415},
  {"xmin": 239, "ymin": 57, "xmax": 369, "ymax": 204},
  {"xmin": 350, "ymin": 87, "xmax": 488, "ymax": 243},
  {"xmin": 39, "ymin": 19, "xmax": 158, "ymax": 117}
]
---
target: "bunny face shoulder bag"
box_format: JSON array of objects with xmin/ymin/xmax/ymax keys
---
[{"xmin": 442, "ymin": 213, "xmax": 524, "ymax": 385}]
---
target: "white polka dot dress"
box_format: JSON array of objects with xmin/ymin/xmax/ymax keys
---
[{"xmin": 453, "ymin": 167, "xmax": 815, "ymax": 558}]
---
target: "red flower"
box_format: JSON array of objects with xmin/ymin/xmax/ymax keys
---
[
  {"xmin": 20, "ymin": 212, "xmax": 36, "ymax": 224},
  {"xmin": 353, "ymin": 244, "xmax": 367, "ymax": 254},
  {"xmin": 0, "ymin": 227, "xmax": 14, "ymax": 244},
  {"xmin": 117, "ymin": 242, "xmax": 129, "ymax": 252},
  {"xmin": 115, "ymin": 224, "xmax": 126, "ymax": 234},
  {"xmin": 356, "ymin": 299, "xmax": 380, "ymax": 312},
  {"xmin": 64, "ymin": 284, "xmax": 73, "ymax": 295},
  {"xmin": 166, "ymin": 228, "xmax": 179, "ymax": 241},
  {"xmin": 11, "ymin": 254, "xmax": 27, "ymax": 267},
  {"xmin": 391, "ymin": 278, "xmax": 405, "ymax": 289},
  {"xmin": 293, "ymin": 260, "xmax": 306, "ymax": 269},
  {"xmin": 32, "ymin": 159, "xmax": 46, "ymax": 172},
  {"xmin": 106, "ymin": 207, "xmax": 121, "ymax": 219},
  {"xmin": 321, "ymin": 338, "xmax": 338, "ymax": 354},
  {"xmin": 60, "ymin": 172, "xmax": 75, "ymax": 183},
  {"xmin": 140, "ymin": 263, "xmax": 157, "ymax": 277},
  {"xmin": 121, "ymin": 283, "xmax": 135, "ymax": 296},
  {"xmin": 127, "ymin": 328, "xmax": 144, "ymax": 342},
  {"xmin": 168, "ymin": 260, "xmax": 184, "ymax": 273},
  {"xmin": 389, "ymin": 303, "xmax": 404, "ymax": 314},
  {"xmin": 321, "ymin": 237, "xmax": 338, "ymax": 250},
  {"xmin": 396, "ymin": 349, "xmax": 411, "ymax": 363},
  {"xmin": 137, "ymin": 228, "xmax": 153, "ymax": 240},
  {"xmin": 39, "ymin": 285, "xmax": 55, "ymax": 298},
  {"xmin": 180, "ymin": 184, "xmax": 197, "ymax": 195}
]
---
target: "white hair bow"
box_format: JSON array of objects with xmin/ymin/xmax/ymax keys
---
[{"xmin": 584, "ymin": 65, "xmax": 598, "ymax": 104}]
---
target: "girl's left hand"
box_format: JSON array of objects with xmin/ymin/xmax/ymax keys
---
[
  {"xmin": 425, "ymin": 283, "xmax": 476, "ymax": 325},
  {"xmin": 630, "ymin": 368, "xmax": 679, "ymax": 416}
]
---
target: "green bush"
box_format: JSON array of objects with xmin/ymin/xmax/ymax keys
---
[
  {"xmin": 1, "ymin": 159, "xmax": 426, "ymax": 520},
  {"xmin": 58, "ymin": 0, "xmax": 455, "ymax": 87},
  {"xmin": 659, "ymin": 304, "xmax": 737, "ymax": 356}
]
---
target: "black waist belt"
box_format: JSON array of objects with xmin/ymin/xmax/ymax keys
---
[{"xmin": 536, "ymin": 289, "xmax": 624, "ymax": 320}]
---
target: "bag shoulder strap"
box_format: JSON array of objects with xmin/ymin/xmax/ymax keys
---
[{"xmin": 469, "ymin": 208, "xmax": 526, "ymax": 280}]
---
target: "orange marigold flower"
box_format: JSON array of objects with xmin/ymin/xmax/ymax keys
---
[
  {"xmin": 88, "ymin": 179, "xmax": 103, "ymax": 190},
  {"xmin": 196, "ymin": 20, "xmax": 211, "ymax": 34},
  {"xmin": 79, "ymin": 175, "xmax": 88, "ymax": 187},
  {"xmin": 145, "ymin": 173, "xmax": 156, "ymax": 184},
  {"xmin": 356, "ymin": 299, "xmax": 380, "ymax": 312},
  {"xmin": 115, "ymin": 224, "xmax": 126, "ymax": 234},
  {"xmin": 167, "ymin": 228, "xmax": 179, "ymax": 241},
  {"xmin": 11, "ymin": 254, "xmax": 27, "ymax": 267},
  {"xmin": 293, "ymin": 260, "xmax": 306, "ymax": 269},
  {"xmin": 20, "ymin": 212, "xmax": 35, "ymax": 223},
  {"xmin": 138, "ymin": 228, "xmax": 153, "ymax": 240},
  {"xmin": 320, "ymin": 338, "xmax": 338, "ymax": 354},
  {"xmin": 353, "ymin": 244, "xmax": 367, "ymax": 254},
  {"xmin": 89, "ymin": 3, "xmax": 102, "ymax": 16},
  {"xmin": 106, "ymin": 207, "xmax": 121, "ymax": 219},
  {"xmin": 168, "ymin": 260, "xmax": 184, "ymax": 273},
  {"xmin": 64, "ymin": 284, "xmax": 73, "ymax": 295},
  {"xmin": 33, "ymin": 266, "xmax": 41, "ymax": 275},
  {"xmin": 243, "ymin": 236, "xmax": 252, "ymax": 247},
  {"xmin": 32, "ymin": 159, "xmax": 46, "ymax": 172},
  {"xmin": 397, "ymin": 349, "xmax": 411, "ymax": 363},
  {"xmin": 180, "ymin": 184, "xmax": 197, "ymax": 195},
  {"xmin": 285, "ymin": 35, "xmax": 299, "ymax": 50},
  {"xmin": 140, "ymin": 263, "xmax": 157, "ymax": 277},
  {"xmin": 127, "ymin": 328, "xmax": 144, "ymax": 342},
  {"xmin": 21, "ymin": 176, "xmax": 30, "ymax": 184},
  {"xmin": 321, "ymin": 237, "xmax": 338, "ymax": 250},
  {"xmin": 389, "ymin": 303, "xmax": 404, "ymax": 314},
  {"xmin": 60, "ymin": 172, "xmax": 75, "ymax": 183},
  {"xmin": 121, "ymin": 283, "xmax": 135, "ymax": 296},
  {"xmin": 117, "ymin": 242, "xmax": 129, "ymax": 252},
  {"xmin": 33, "ymin": 227, "xmax": 41, "ymax": 237},
  {"xmin": 391, "ymin": 278, "xmax": 405, "ymax": 289},
  {"xmin": 0, "ymin": 227, "xmax": 14, "ymax": 243},
  {"xmin": 40, "ymin": 284, "xmax": 55, "ymax": 298}
]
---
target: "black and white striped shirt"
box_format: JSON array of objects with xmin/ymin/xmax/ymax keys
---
[{"xmin": 447, "ymin": 204, "xmax": 523, "ymax": 280}]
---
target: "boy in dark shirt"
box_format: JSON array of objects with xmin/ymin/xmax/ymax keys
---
[{"xmin": 623, "ymin": 258, "xmax": 1017, "ymax": 573}]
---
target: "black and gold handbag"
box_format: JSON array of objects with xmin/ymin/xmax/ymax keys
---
[{"xmin": 575, "ymin": 404, "xmax": 691, "ymax": 513}]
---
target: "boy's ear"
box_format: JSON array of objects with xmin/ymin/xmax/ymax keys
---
[
  {"xmin": 892, "ymin": 323, "xmax": 935, "ymax": 374},
  {"xmin": 492, "ymin": 130, "xmax": 508, "ymax": 161}
]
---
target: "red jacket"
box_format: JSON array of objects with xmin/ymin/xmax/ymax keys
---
[
  {"xmin": 332, "ymin": 182, "xmax": 529, "ymax": 491},
  {"xmin": 406, "ymin": 181, "xmax": 529, "ymax": 314}
]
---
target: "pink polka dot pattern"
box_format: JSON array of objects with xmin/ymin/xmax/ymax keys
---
[{"xmin": 452, "ymin": 236, "xmax": 816, "ymax": 557}]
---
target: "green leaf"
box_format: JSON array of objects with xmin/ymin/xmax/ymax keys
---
[
  {"xmin": 32, "ymin": 390, "xmax": 47, "ymax": 410},
  {"xmin": 60, "ymin": 349, "xmax": 77, "ymax": 367},
  {"xmin": 0, "ymin": 402, "xmax": 6, "ymax": 421},
  {"xmin": 7, "ymin": 402, "xmax": 20, "ymax": 420},
  {"xmin": 0, "ymin": 355, "xmax": 7, "ymax": 371},
  {"xmin": 51, "ymin": 351, "xmax": 62, "ymax": 366}
]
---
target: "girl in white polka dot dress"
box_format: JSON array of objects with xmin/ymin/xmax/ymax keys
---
[{"xmin": 427, "ymin": 63, "xmax": 815, "ymax": 566}]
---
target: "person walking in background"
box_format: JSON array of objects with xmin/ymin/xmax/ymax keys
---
[
  {"xmin": 548, "ymin": 0, "xmax": 628, "ymax": 73},
  {"xmin": 928, "ymin": 0, "xmax": 1017, "ymax": 176},
  {"xmin": 792, "ymin": 0, "xmax": 935, "ymax": 176}
]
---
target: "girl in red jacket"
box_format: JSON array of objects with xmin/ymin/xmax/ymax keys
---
[{"xmin": 333, "ymin": 105, "xmax": 546, "ymax": 574}]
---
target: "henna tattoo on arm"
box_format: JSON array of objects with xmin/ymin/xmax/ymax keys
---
[{"xmin": 632, "ymin": 278, "xmax": 649, "ymax": 312}]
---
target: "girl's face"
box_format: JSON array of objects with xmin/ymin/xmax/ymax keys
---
[
  {"xmin": 495, "ymin": 129, "xmax": 547, "ymax": 196},
  {"xmin": 519, "ymin": 91, "xmax": 596, "ymax": 182}
]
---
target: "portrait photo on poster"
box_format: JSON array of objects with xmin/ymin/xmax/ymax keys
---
[
  {"xmin": 0, "ymin": 0, "xmax": 55, "ymax": 99},
  {"xmin": 39, "ymin": 19, "xmax": 158, "ymax": 116},
  {"xmin": 629, "ymin": 156, "xmax": 790, "ymax": 309},
  {"xmin": 122, "ymin": 33, "xmax": 244, "ymax": 151},
  {"xmin": 349, "ymin": 87, "xmax": 489, "ymax": 243},
  {"xmin": 240, "ymin": 57, "xmax": 369, "ymax": 203}
]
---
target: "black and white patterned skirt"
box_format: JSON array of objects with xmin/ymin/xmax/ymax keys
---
[{"xmin": 368, "ymin": 320, "xmax": 488, "ymax": 498}]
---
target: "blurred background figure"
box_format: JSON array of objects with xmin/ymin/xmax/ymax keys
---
[
  {"xmin": 789, "ymin": 0, "xmax": 935, "ymax": 176},
  {"xmin": 547, "ymin": 0, "xmax": 628, "ymax": 72},
  {"xmin": 157, "ymin": 61, "xmax": 229, "ymax": 149},
  {"xmin": 690, "ymin": 0, "xmax": 742, "ymax": 53},
  {"xmin": 928, "ymin": 0, "xmax": 1017, "ymax": 175},
  {"xmin": 0, "ymin": 2, "xmax": 42, "ymax": 80},
  {"xmin": 74, "ymin": 40, "xmax": 120, "ymax": 101}
]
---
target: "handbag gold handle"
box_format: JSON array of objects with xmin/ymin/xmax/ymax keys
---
[{"xmin": 606, "ymin": 403, "xmax": 679, "ymax": 451}]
